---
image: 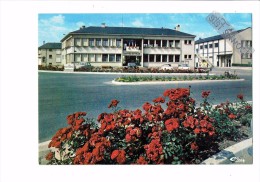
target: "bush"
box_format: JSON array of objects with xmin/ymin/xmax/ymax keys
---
[
  {"xmin": 38, "ymin": 65, "xmax": 64, "ymax": 71},
  {"xmin": 45, "ymin": 88, "xmax": 252, "ymax": 165}
]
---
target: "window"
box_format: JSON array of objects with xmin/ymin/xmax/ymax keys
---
[
  {"xmin": 247, "ymin": 40, "xmax": 252, "ymax": 47},
  {"xmin": 175, "ymin": 55, "xmax": 180, "ymax": 62},
  {"xmin": 156, "ymin": 55, "xmax": 161, "ymax": 62},
  {"xmin": 184, "ymin": 55, "xmax": 192, "ymax": 59},
  {"xmin": 109, "ymin": 54, "xmax": 115, "ymax": 62},
  {"xmin": 49, "ymin": 55, "xmax": 52, "ymax": 59},
  {"xmin": 116, "ymin": 54, "xmax": 121, "ymax": 62},
  {"xmin": 89, "ymin": 39, "xmax": 95, "ymax": 47},
  {"xmin": 184, "ymin": 40, "xmax": 192, "ymax": 45},
  {"xmin": 204, "ymin": 44, "xmax": 208, "ymax": 49},
  {"xmin": 82, "ymin": 39, "xmax": 88, "ymax": 46},
  {"xmin": 162, "ymin": 55, "xmax": 167, "ymax": 62},
  {"xmin": 214, "ymin": 43, "xmax": 219, "ymax": 48},
  {"xmin": 49, "ymin": 49, "xmax": 52, "ymax": 52},
  {"xmin": 175, "ymin": 40, "xmax": 180, "ymax": 47},
  {"xmin": 162, "ymin": 40, "xmax": 167, "ymax": 47},
  {"xmin": 110, "ymin": 39, "xmax": 116, "ymax": 47},
  {"xmin": 88, "ymin": 54, "xmax": 95, "ymax": 62},
  {"xmin": 149, "ymin": 55, "xmax": 154, "ymax": 62},
  {"xmin": 209, "ymin": 44, "xmax": 213, "ymax": 48},
  {"xmin": 241, "ymin": 53, "xmax": 247, "ymax": 59},
  {"xmin": 169, "ymin": 40, "xmax": 174, "ymax": 47},
  {"xmin": 116, "ymin": 39, "xmax": 121, "ymax": 47},
  {"xmin": 75, "ymin": 39, "xmax": 81, "ymax": 46},
  {"xmin": 95, "ymin": 54, "xmax": 101, "ymax": 62},
  {"xmin": 102, "ymin": 54, "xmax": 108, "ymax": 62},
  {"xmin": 96, "ymin": 38, "xmax": 102, "ymax": 47},
  {"xmin": 200, "ymin": 45, "xmax": 203, "ymax": 49},
  {"xmin": 103, "ymin": 38, "xmax": 109, "ymax": 47},
  {"xmin": 169, "ymin": 55, "xmax": 173, "ymax": 62},
  {"xmin": 144, "ymin": 54, "xmax": 148, "ymax": 62}
]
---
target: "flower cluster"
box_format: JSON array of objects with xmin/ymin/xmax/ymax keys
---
[{"xmin": 46, "ymin": 87, "xmax": 251, "ymax": 165}]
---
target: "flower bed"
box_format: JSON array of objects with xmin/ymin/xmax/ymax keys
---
[
  {"xmin": 38, "ymin": 65, "xmax": 64, "ymax": 71},
  {"xmin": 114, "ymin": 74, "xmax": 239, "ymax": 83},
  {"xmin": 74, "ymin": 66, "xmax": 209, "ymax": 73},
  {"xmin": 45, "ymin": 87, "xmax": 252, "ymax": 165}
]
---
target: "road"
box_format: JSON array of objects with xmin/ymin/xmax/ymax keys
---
[{"xmin": 38, "ymin": 68, "xmax": 252, "ymax": 143}]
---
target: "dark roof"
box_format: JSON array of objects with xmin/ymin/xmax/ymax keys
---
[
  {"xmin": 195, "ymin": 27, "xmax": 251, "ymax": 44},
  {"xmin": 38, "ymin": 42, "xmax": 61, "ymax": 49},
  {"xmin": 61, "ymin": 26, "xmax": 195, "ymax": 41}
]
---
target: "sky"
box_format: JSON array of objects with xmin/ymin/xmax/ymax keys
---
[{"xmin": 38, "ymin": 13, "xmax": 252, "ymax": 46}]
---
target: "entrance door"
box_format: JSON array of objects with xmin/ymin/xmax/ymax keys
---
[{"xmin": 123, "ymin": 56, "xmax": 141, "ymax": 66}]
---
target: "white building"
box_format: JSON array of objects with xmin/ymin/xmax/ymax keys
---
[
  {"xmin": 38, "ymin": 42, "xmax": 62, "ymax": 66},
  {"xmin": 60, "ymin": 25, "xmax": 196, "ymax": 68},
  {"xmin": 195, "ymin": 27, "xmax": 252, "ymax": 67}
]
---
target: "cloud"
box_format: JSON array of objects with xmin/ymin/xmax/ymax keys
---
[
  {"xmin": 50, "ymin": 14, "xmax": 65, "ymax": 24},
  {"xmin": 76, "ymin": 21, "xmax": 85, "ymax": 28},
  {"xmin": 38, "ymin": 14, "xmax": 72, "ymax": 45},
  {"xmin": 132, "ymin": 19, "xmax": 144, "ymax": 27}
]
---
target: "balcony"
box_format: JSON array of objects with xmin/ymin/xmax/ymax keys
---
[{"xmin": 123, "ymin": 46, "xmax": 141, "ymax": 56}]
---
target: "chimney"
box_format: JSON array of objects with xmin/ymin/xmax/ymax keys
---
[
  {"xmin": 101, "ymin": 23, "xmax": 106, "ymax": 28},
  {"xmin": 80, "ymin": 25, "xmax": 86, "ymax": 30},
  {"xmin": 175, "ymin": 24, "xmax": 180, "ymax": 31}
]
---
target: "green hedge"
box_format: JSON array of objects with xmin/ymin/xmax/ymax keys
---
[{"xmin": 232, "ymin": 63, "xmax": 252, "ymax": 67}]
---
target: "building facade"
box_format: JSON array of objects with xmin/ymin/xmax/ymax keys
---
[
  {"xmin": 195, "ymin": 27, "xmax": 252, "ymax": 67},
  {"xmin": 60, "ymin": 25, "xmax": 196, "ymax": 68},
  {"xmin": 38, "ymin": 43, "xmax": 62, "ymax": 67}
]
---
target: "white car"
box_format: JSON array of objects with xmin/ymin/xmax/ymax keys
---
[
  {"xmin": 178, "ymin": 64, "xmax": 190, "ymax": 70},
  {"xmin": 159, "ymin": 64, "xmax": 174, "ymax": 70}
]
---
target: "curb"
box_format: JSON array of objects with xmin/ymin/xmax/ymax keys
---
[
  {"xmin": 201, "ymin": 138, "xmax": 253, "ymax": 164},
  {"xmin": 111, "ymin": 79, "xmax": 245, "ymax": 85},
  {"xmin": 38, "ymin": 70, "xmax": 213, "ymax": 76}
]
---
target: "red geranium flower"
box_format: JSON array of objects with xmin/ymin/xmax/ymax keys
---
[
  {"xmin": 143, "ymin": 102, "xmax": 152, "ymax": 112},
  {"xmin": 201, "ymin": 91, "xmax": 211, "ymax": 98},
  {"xmin": 191, "ymin": 142, "xmax": 199, "ymax": 150},
  {"xmin": 108, "ymin": 99, "xmax": 119, "ymax": 108},
  {"xmin": 165, "ymin": 118, "xmax": 179, "ymax": 132},
  {"xmin": 153, "ymin": 96, "xmax": 165, "ymax": 103},
  {"xmin": 194, "ymin": 128, "xmax": 200, "ymax": 134},
  {"xmin": 228, "ymin": 113, "xmax": 236, "ymax": 119},
  {"xmin": 237, "ymin": 94, "xmax": 244, "ymax": 100},
  {"xmin": 45, "ymin": 152, "xmax": 54, "ymax": 160},
  {"xmin": 111, "ymin": 150, "xmax": 126, "ymax": 164},
  {"xmin": 136, "ymin": 156, "xmax": 148, "ymax": 164}
]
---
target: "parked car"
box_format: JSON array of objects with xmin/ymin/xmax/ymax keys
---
[
  {"xmin": 127, "ymin": 62, "xmax": 137, "ymax": 68},
  {"xmin": 159, "ymin": 64, "xmax": 174, "ymax": 70},
  {"xmin": 75, "ymin": 62, "xmax": 92, "ymax": 69},
  {"xmin": 178, "ymin": 63, "xmax": 190, "ymax": 70}
]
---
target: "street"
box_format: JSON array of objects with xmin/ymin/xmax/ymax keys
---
[{"xmin": 38, "ymin": 68, "xmax": 252, "ymax": 142}]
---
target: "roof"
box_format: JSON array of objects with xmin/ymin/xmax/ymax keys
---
[
  {"xmin": 38, "ymin": 42, "xmax": 61, "ymax": 49},
  {"xmin": 195, "ymin": 27, "xmax": 251, "ymax": 44},
  {"xmin": 61, "ymin": 26, "xmax": 195, "ymax": 41}
]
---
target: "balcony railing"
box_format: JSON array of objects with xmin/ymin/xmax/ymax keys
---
[{"xmin": 123, "ymin": 46, "xmax": 141, "ymax": 54}]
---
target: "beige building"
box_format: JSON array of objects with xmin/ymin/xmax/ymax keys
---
[
  {"xmin": 60, "ymin": 25, "xmax": 196, "ymax": 68},
  {"xmin": 195, "ymin": 27, "xmax": 252, "ymax": 67},
  {"xmin": 38, "ymin": 42, "xmax": 62, "ymax": 66}
]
